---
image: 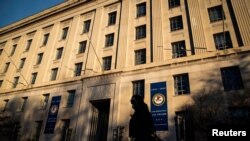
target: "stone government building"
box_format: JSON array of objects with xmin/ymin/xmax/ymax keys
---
[{"xmin": 0, "ymin": 0, "xmax": 250, "ymax": 140}]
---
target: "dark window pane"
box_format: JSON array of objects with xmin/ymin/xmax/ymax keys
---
[
  {"xmin": 79, "ymin": 41, "xmax": 87, "ymax": 53},
  {"xmin": 10, "ymin": 44, "xmax": 17, "ymax": 56},
  {"xmin": 67, "ymin": 90, "xmax": 75, "ymax": 107},
  {"xmin": 42, "ymin": 34, "xmax": 49, "ymax": 46},
  {"xmin": 213, "ymin": 31, "xmax": 232, "ymax": 50},
  {"xmin": 174, "ymin": 73, "xmax": 190, "ymax": 95},
  {"xmin": 103, "ymin": 56, "xmax": 112, "ymax": 71},
  {"xmin": 13, "ymin": 76, "xmax": 19, "ymax": 88},
  {"xmin": 208, "ymin": 5, "xmax": 225, "ymax": 22},
  {"xmin": 170, "ymin": 16, "xmax": 183, "ymax": 31},
  {"xmin": 25, "ymin": 39, "xmax": 32, "ymax": 51},
  {"xmin": 136, "ymin": 25, "xmax": 146, "ymax": 40},
  {"xmin": 3, "ymin": 62, "xmax": 10, "ymax": 73},
  {"xmin": 108, "ymin": 12, "xmax": 117, "ymax": 25},
  {"xmin": 105, "ymin": 33, "xmax": 114, "ymax": 47},
  {"xmin": 61, "ymin": 27, "xmax": 69, "ymax": 40},
  {"xmin": 37, "ymin": 53, "xmax": 43, "ymax": 65},
  {"xmin": 19, "ymin": 58, "xmax": 26, "ymax": 69},
  {"xmin": 172, "ymin": 41, "xmax": 186, "ymax": 58},
  {"xmin": 75, "ymin": 63, "xmax": 83, "ymax": 76},
  {"xmin": 221, "ymin": 66, "xmax": 244, "ymax": 91},
  {"xmin": 133, "ymin": 80, "xmax": 145, "ymax": 98},
  {"xmin": 137, "ymin": 2, "xmax": 146, "ymax": 17},
  {"xmin": 83, "ymin": 20, "xmax": 91, "ymax": 33},
  {"xmin": 31, "ymin": 72, "xmax": 38, "ymax": 84},
  {"xmin": 135, "ymin": 49, "xmax": 146, "ymax": 65},
  {"xmin": 51, "ymin": 68, "xmax": 58, "ymax": 81},
  {"xmin": 169, "ymin": 0, "xmax": 180, "ymax": 8},
  {"xmin": 56, "ymin": 47, "xmax": 64, "ymax": 60}
]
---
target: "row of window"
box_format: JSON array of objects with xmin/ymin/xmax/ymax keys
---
[
  {"xmin": 9, "ymin": 118, "xmax": 71, "ymax": 141},
  {"xmin": 0, "ymin": 90, "xmax": 76, "ymax": 113},
  {"xmin": 2, "ymin": 66, "xmax": 242, "ymax": 110},
  {"xmin": 0, "ymin": 42, "xmax": 238, "ymax": 88},
  {"xmin": 0, "ymin": 1, "xmax": 230, "ymax": 58},
  {"xmin": 132, "ymin": 66, "xmax": 244, "ymax": 98}
]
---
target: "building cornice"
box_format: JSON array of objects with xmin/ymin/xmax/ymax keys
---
[{"xmin": 0, "ymin": 0, "xmax": 96, "ymax": 35}]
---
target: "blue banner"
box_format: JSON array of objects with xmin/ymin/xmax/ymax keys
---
[
  {"xmin": 150, "ymin": 82, "xmax": 168, "ymax": 131},
  {"xmin": 44, "ymin": 96, "xmax": 61, "ymax": 134}
]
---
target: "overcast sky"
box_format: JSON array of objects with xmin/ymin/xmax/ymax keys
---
[{"xmin": 0, "ymin": 0, "xmax": 65, "ymax": 28}]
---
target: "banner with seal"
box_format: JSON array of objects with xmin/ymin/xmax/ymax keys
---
[
  {"xmin": 150, "ymin": 82, "xmax": 168, "ymax": 131},
  {"xmin": 44, "ymin": 96, "xmax": 61, "ymax": 134}
]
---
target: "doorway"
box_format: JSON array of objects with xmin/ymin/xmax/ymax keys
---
[{"xmin": 88, "ymin": 99, "xmax": 110, "ymax": 141}]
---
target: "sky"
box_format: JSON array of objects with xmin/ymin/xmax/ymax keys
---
[{"xmin": 0, "ymin": 0, "xmax": 65, "ymax": 28}]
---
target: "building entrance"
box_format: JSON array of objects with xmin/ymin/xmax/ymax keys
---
[{"xmin": 88, "ymin": 99, "xmax": 110, "ymax": 141}]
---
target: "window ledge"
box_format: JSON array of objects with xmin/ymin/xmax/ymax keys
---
[
  {"xmin": 53, "ymin": 59, "xmax": 60, "ymax": 64},
  {"xmin": 81, "ymin": 32, "xmax": 89, "ymax": 35},
  {"xmin": 33, "ymin": 64, "xmax": 40, "ymax": 69},
  {"xmin": 173, "ymin": 94, "xmax": 190, "ymax": 97},
  {"xmin": 134, "ymin": 38, "xmax": 146, "ymax": 43},
  {"xmin": 76, "ymin": 53, "xmax": 84, "ymax": 58},
  {"xmin": 103, "ymin": 46, "xmax": 113, "ymax": 50}
]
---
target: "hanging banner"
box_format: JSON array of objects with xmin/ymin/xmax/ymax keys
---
[
  {"xmin": 150, "ymin": 82, "xmax": 168, "ymax": 131},
  {"xmin": 44, "ymin": 96, "xmax": 61, "ymax": 134}
]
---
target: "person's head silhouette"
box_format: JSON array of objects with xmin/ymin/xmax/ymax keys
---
[{"xmin": 130, "ymin": 95, "xmax": 143, "ymax": 110}]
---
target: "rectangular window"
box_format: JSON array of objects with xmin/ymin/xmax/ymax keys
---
[
  {"xmin": 169, "ymin": 0, "xmax": 180, "ymax": 8},
  {"xmin": 174, "ymin": 73, "xmax": 190, "ymax": 95},
  {"xmin": 36, "ymin": 53, "xmax": 43, "ymax": 65},
  {"xmin": 133, "ymin": 80, "xmax": 145, "ymax": 98},
  {"xmin": 175, "ymin": 112, "xmax": 188, "ymax": 141},
  {"xmin": 31, "ymin": 72, "xmax": 38, "ymax": 84},
  {"xmin": 0, "ymin": 49, "xmax": 3, "ymax": 56},
  {"xmin": 25, "ymin": 39, "xmax": 32, "ymax": 51},
  {"xmin": 137, "ymin": 2, "xmax": 146, "ymax": 17},
  {"xmin": 61, "ymin": 27, "xmax": 69, "ymax": 40},
  {"xmin": 61, "ymin": 119, "xmax": 70, "ymax": 141},
  {"xmin": 170, "ymin": 16, "xmax": 183, "ymax": 31},
  {"xmin": 105, "ymin": 33, "xmax": 114, "ymax": 47},
  {"xmin": 3, "ymin": 62, "xmax": 10, "ymax": 73},
  {"xmin": 103, "ymin": 56, "xmax": 112, "ymax": 71},
  {"xmin": 42, "ymin": 33, "xmax": 49, "ymax": 46},
  {"xmin": 0, "ymin": 80, "xmax": 3, "ymax": 88},
  {"xmin": 83, "ymin": 20, "xmax": 91, "ymax": 33},
  {"xmin": 66, "ymin": 90, "xmax": 75, "ymax": 107},
  {"xmin": 213, "ymin": 31, "xmax": 232, "ymax": 50},
  {"xmin": 74, "ymin": 62, "xmax": 83, "ymax": 76},
  {"xmin": 13, "ymin": 76, "xmax": 19, "ymax": 88},
  {"xmin": 19, "ymin": 58, "xmax": 26, "ymax": 69},
  {"xmin": 1, "ymin": 99, "xmax": 9, "ymax": 112},
  {"xmin": 172, "ymin": 41, "xmax": 186, "ymax": 58},
  {"xmin": 135, "ymin": 49, "xmax": 146, "ymax": 65},
  {"xmin": 10, "ymin": 44, "xmax": 17, "ymax": 56},
  {"xmin": 51, "ymin": 68, "xmax": 58, "ymax": 81},
  {"xmin": 18, "ymin": 97, "xmax": 28, "ymax": 112},
  {"xmin": 136, "ymin": 25, "xmax": 146, "ymax": 40},
  {"xmin": 41, "ymin": 94, "xmax": 49, "ymax": 109},
  {"xmin": 79, "ymin": 41, "xmax": 87, "ymax": 54},
  {"xmin": 108, "ymin": 11, "xmax": 117, "ymax": 25},
  {"xmin": 221, "ymin": 66, "xmax": 244, "ymax": 91},
  {"xmin": 34, "ymin": 121, "xmax": 43, "ymax": 141},
  {"xmin": 208, "ymin": 5, "xmax": 225, "ymax": 22},
  {"xmin": 56, "ymin": 47, "xmax": 64, "ymax": 60}
]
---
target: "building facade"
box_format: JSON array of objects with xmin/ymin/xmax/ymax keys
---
[{"xmin": 0, "ymin": 0, "xmax": 250, "ymax": 140}]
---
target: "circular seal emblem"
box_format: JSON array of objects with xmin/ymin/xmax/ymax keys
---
[
  {"xmin": 50, "ymin": 105, "xmax": 58, "ymax": 114},
  {"xmin": 152, "ymin": 93, "xmax": 165, "ymax": 106}
]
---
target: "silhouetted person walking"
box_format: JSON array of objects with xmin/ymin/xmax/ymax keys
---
[{"xmin": 129, "ymin": 95, "xmax": 155, "ymax": 141}]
